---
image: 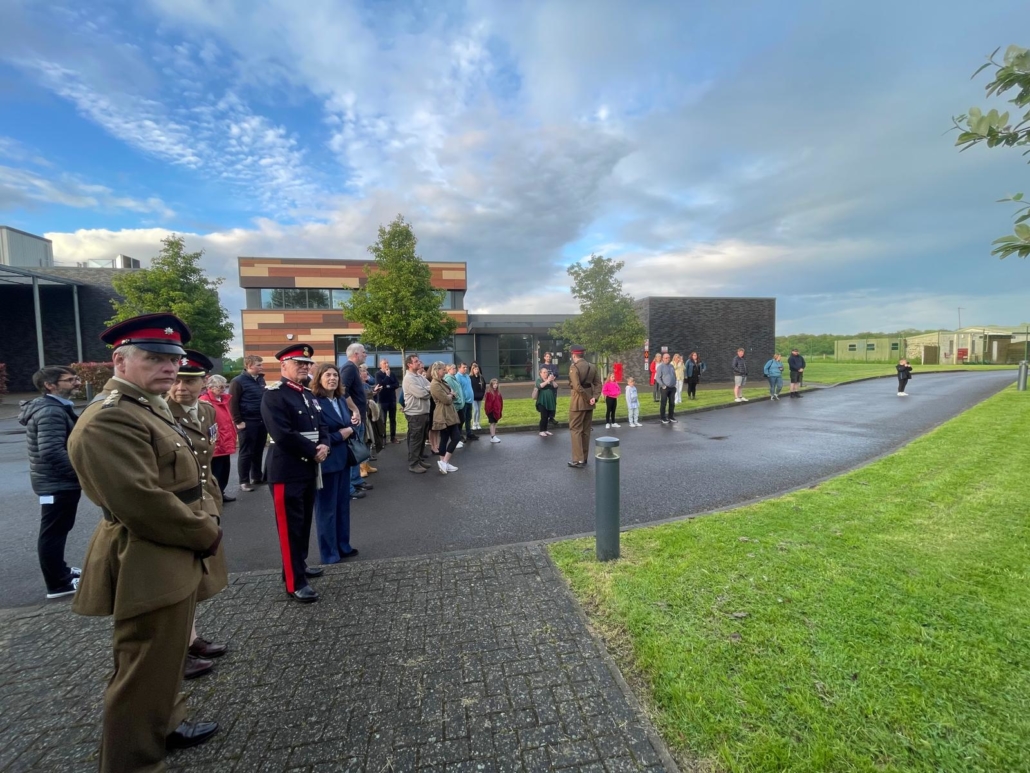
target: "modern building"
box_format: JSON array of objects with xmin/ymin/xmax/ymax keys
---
[{"xmin": 239, "ymin": 257, "xmax": 776, "ymax": 382}]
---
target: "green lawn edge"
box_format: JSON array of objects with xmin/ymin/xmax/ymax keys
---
[{"xmin": 549, "ymin": 386, "xmax": 1030, "ymax": 773}]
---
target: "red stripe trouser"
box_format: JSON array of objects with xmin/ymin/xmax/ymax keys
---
[{"xmin": 271, "ymin": 480, "xmax": 316, "ymax": 593}]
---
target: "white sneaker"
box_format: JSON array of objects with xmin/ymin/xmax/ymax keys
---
[
  {"xmin": 741, "ymin": 397, "xmax": 749, "ymax": 402},
  {"xmin": 612, "ymin": 423, "xmax": 621, "ymax": 428},
  {"xmin": 46, "ymin": 577, "xmax": 79, "ymax": 599},
  {"xmin": 490, "ymin": 436, "xmax": 501, "ymax": 444},
  {"xmin": 734, "ymin": 397, "xmax": 743, "ymax": 402},
  {"xmin": 445, "ymin": 462, "xmax": 459, "ymax": 472},
  {"xmin": 899, "ymin": 392, "xmax": 909, "ymax": 397},
  {"xmin": 437, "ymin": 460, "xmax": 447, "ymax": 474},
  {"xmin": 456, "ymin": 441, "xmax": 464, "ymax": 449},
  {"xmin": 605, "ymin": 423, "xmax": 611, "ymax": 429}
]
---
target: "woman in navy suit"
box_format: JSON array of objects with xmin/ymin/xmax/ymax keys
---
[{"xmin": 311, "ymin": 364, "xmax": 360, "ymax": 563}]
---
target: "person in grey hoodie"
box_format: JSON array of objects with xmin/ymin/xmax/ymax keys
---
[
  {"xmin": 732, "ymin": 348, "xmax": 749, "ymax": 402},
  {"xmin": 18, "ymin": 366, "xmax": 83, "ymax": 599},
  {"xmin": 656, "ymin": 352, "xmax": 679, "ymax": 423}
]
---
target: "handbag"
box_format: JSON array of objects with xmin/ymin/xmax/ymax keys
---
[{"xmin": 347, "ymin": 434, "xmax": 370, "ymax": 465}]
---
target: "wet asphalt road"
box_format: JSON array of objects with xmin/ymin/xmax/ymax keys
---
[{"xmin": 0, "ymin": 370, "xmax": 1015, "ymax": 608}]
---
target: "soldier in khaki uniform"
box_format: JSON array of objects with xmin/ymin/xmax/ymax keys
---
[
  {"xmin": 567, "ymin": 345, "xmax": 601, "ymax": 468},
  {"xmin": 69, "ymin": 314, "xmax": 223, "ymax": 772},
  {"xmin": 167, "ymin": 351, "xmax": 229, "ymax": 680}
]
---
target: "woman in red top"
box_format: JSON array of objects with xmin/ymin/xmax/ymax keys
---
[
  {"xmin": 484, "ymin": 379, "xmax": 504, "ymax": 444},
  {"xmin": 200, "ymin": 374, "xmax": 238, "ymax": 502}
]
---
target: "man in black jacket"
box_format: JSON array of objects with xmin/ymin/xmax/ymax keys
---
[
  {"xmin": 229, "ymin": 355, "xmax": 267, "ymax": 491},
  {"xmin": 787, "ymin": 348, "xmax": 806, "ymax": 398},
  {"xmin": 18, "ymin": 366, "xmax": 83, "ymax": 599}
]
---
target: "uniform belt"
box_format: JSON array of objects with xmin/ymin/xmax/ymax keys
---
[{"xmin": 100, "ymin": 483, "xmax": 203, "ymax": 522}]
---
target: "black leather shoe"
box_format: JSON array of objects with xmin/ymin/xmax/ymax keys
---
[
  {"xmin": 356, "ymin": 481, "xmax": 374, "ymax": 491},
  {"xmin": 341, "ymin": 548, "xmax": 360, "ymax": 560},
  {"xmin": 351, "ymin": 490, "xmax": 366, "ymax": 500},
  {"xmin": 221, "ymin": 494, "xmax": 236, "ymax": 502},
  {"xmin": 304, "ymin": 566, "xmax": 324, "ymax": 578},
  {"xmin": 290, "ymin": 586, "xmax": 319, "ymax": 603},
  {"xmin": 567, "ymin": 461, "xmax": 586, "ymax": 469},
  {"xmin": 183, "ymin": 655, "xmax": 214, "ymax": 679},
  {"xmin": 189, "ymin": 637, "xmax": 228, "ymax": 659},
  {"xmin": 166, "ymin": 720, "xmax": 219, "ymax": 750}
]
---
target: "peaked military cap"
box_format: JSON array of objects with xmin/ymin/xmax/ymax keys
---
[
  {"xmin": 275, "ymin": 343, "xmax": 316, "ymax": 363},
  {"xmin": 101, "ymin": 313, "xmax": 191, "ymax": 355},
  {"xmin": 570, "ymin": 344, "xmax": 586, "ymax": 355},
  {"xmin": 178, "ymin": 350, "xmax": 213, "ymax": 376}
]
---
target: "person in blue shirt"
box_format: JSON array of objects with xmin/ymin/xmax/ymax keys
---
[
  {"xmin": 457, "ymin": 362, "xmax": 477, "ymax": 441},
  {"xmin": 763, "ymin": 353, "xmax": 785, "ymax": 400}
]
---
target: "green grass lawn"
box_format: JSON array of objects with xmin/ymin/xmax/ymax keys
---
[
  {"xmin": 801, "ymin": 361, "xmax": 1014, "ymax": 385},
  {"xmin": 550, "ymin": 387, "xmax": 1030, "ymax": 773}
]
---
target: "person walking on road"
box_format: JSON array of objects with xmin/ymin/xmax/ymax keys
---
[
  {"xmin": 733, "ymin": 348, "xmax": 749, "ymax": 402},
  {"xmin": 685, "ymin": 351, "xmax": 705, "ymax": 400},
  {"xmin": 228, "ymin": 355, "xmax": 267, "ymax": 492},
  {"xmin": 261, "ymin": 344, "xmax": 330, "ymax": 603},
  {"xmin": 402, "ymin": 354, "xmax": 433, "ymax": 474},
  {"xmin": 897, "ymin": 359, "xmax": 914, "ymax": 396},
  {"xmin": 20, "ymin": 366, "xmax": 83, "ymax": 600},
  {"xmin": 602, "ymin": 371, "xmax": 621, "ymax": 428},
  {"xmin": 656, "ymin": 352, "xmax": 678, "ymax": 424},
  {"xmin": 567, "ymin": 345, "xmax": 601, "ymax": 468},
  {"xmin": 763, "ymin": 353, "xmax": 784, "ymax": 400},
  {"xmin": 69, "ymin": 313, "xmax": 224, "ymax": 771},
  {"xmin": 788, "ymin": 348, "xmax": 806, "ymax": 398}
]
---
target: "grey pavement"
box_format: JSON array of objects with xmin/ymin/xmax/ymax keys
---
[
  {"xmin": 0, "ymin": 370, "xmax": 1016, "ymax": 609},
  {"xmin": 0, "ymin": 546, "xmax": 675, "ymax": 773}
]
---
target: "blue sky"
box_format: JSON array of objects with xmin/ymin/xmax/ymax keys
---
[{"xmin": 1, "ymin": 0, "xmax": 1027, "ymax": 348}]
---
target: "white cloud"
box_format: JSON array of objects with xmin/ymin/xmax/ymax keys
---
[{"xmin": 0, "ymin": 163, "xmax": 174, "ymax": 218}]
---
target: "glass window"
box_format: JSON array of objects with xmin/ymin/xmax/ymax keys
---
[
  {"xmin": 260, "ymin": 289, "xmax": 282, "ymax": 309},
  {"xmin": 847, "ymin": 344, "xmax": 857, "ymax": 352},
  {"xmin": 891, "ymin": 342, "xmax": 899, "ymax": 351},
  {"xmin": 308, "ymin": 289, "xmax": 330, "ymax": 309},
  {"xmin": 282, "ymin": 289, "xmax": 307, "ymax": 308},
  {"xmin": 332, "ymin": 289, "xmax": 352, "ymax": 308},
  {"xmin": 866, "ymin": 343, "xmax": 876, "ymax": 351},
  {"xmin": 497, "ymin": 334, "xmax": 534, "ymax": 381}
]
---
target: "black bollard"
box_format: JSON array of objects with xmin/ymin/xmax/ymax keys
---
[{"xmin": 595, "ymin": 436, "xmax": 621, "ymax": 561}]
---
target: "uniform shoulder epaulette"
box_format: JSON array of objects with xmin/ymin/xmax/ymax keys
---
[
  {"xmin": 266, "ymin": 381, "xmax": 282, "ymax": 390},
  {"xmin": 97, "ymin": 390, "xmax": 122, "ymax": 409}
]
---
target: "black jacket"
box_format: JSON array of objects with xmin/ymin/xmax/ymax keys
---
[
  {"xmin": 19, "ymin": 396, "xmax": 80, "ymax": 495},
  {"xmin": 374, "ymin": 369, "xmax": 399, "ymax": 406},
  {"xmin": 732, "ymin": 355, "xmax": 748, "ymax": 376},
  {"xmin": 470, "ymin": 373, "xmax": 487, "ymax": 401},
  {"xmin": 788, "ymin": 354, "xmax": 806, "ymax": 372},
  {"xmin": 260, "ymin": 379, "xmax": 329, "ymax": 484},
  {"xmin": 229, "ymin": 372, "xmax": 267, "ymax": 422}
]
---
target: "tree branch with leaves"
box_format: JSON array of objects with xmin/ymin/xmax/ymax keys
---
[{"xmin": 953, "ymin": 44, "xmax": 1030, "ymax": 259}]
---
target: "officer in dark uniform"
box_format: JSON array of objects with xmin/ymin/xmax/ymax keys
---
[
  {"xmin": 261, "ymin": 343, "xmax": 330, "ymax": 603},
  {"xmin": 69, "ymin": 313, "xmax": 222, "ymax": 772}
]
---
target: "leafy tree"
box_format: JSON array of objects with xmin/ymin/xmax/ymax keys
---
[
  {"xmin": 552, "ymin": 254, "xmax": 646, "ymax": 374},
  {"xmin": 953, "ymin": 44, "xmax": 1030, "ymax": 259},
  {"xmin": 107, "ymin": 235, "xmax": 234, "ymax": 357},
  {"xmin": 342, "ymin": 215, "xmax": 458, "ymax": 359}
]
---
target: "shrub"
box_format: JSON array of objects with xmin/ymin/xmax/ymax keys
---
[
  {"xmin": 71, "ymin": 362, "xmax": 114, "ymax": 397},
  {"xmin": 0, "ymin": 362, "xmax": 7, "ymax": 401}
]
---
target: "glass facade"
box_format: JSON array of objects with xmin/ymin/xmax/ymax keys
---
[
  {"xmin": 497, "ymin": 334, "xmax": 534, "ymax": 381},
  {"xmin": 256, "ymin": 287, "xmax": 453, "ymax": 311}
]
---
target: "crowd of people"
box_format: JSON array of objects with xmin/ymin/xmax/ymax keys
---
[{"xmin": 15, "ymin": 310, "xmax": 924, "ymax": 771}]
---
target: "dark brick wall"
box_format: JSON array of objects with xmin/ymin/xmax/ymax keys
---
[
  {"xmin": 619, "ymin": 297, "xmax": 776, "ymax": 384},
  {"xmin": 1, "ymin": 269, "xmax": 126, "ymax": 393}
]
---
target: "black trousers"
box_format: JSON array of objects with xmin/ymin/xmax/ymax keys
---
[
  {"xmin": 406, "ymin": 412, "xmax": 430, "ymax": 467},
  {"xmin": 270, "ymin": 480, "xmax": 314, "ymax": 593},
  {"xmin": 211, "ymin": 455, "xmax": 231, "ymax": 495},
  {"xmin": 462, "ymin": 404, "xmax": 474, "ymax": 438},
  {"xmin": 660, "ymin": 387, "xmax": 677, "ymax": 420},
  {"xmin": 605, "ymin": 397, "xmax": 617, "ymax": 423},
  {"xmin": 381, "ymin": 401, "xmax": 397, "ymax": 440},
  {"xmin": 686, "ymin": 377, "xmax": 699, "ymax": 398},
  {"xmin": 237, "ymin": 419, "xmax": 267, "ymax": 485},
  {"xmin": 39, "ymin": 489, "xmax": 80, "ymax": 591},
  {"xmin": 538, "ymin": 407, "xmax": 551, "ymax": 432},
  {"xmin": 441, "ymin": 423, "xmax": 462, "ymax": 454}
]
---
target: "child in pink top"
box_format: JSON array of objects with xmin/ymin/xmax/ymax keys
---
[{"xmin": 602, "ymin": 372, "xmax": 621, "ymax": 428}]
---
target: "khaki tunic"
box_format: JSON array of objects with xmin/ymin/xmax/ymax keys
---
[
  {"xmin": 70, "ymin": 379, "xmax": 222, "ymax": 621},
  {"xmin": 169, "ymin": 400, "xmax": 228, "ymax": 602},
  {"xmin": 568, "ymin": 359, "xmax": 602, "ymax": 463}
]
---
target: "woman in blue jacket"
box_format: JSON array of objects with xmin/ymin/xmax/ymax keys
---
[{"xmin": 311, "ymin": 364, "xmax": 360, "ymax": 563}]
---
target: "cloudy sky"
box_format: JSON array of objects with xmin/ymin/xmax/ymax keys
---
[{"xmin": 1, "ymin": 0, "xmax": 1027, "ymax": 348}]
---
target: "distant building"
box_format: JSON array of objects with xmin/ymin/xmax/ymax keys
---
[
  {"xmin": 0, "ymin": 227, "xmax": 140, "ymax": 392},
  {"xmin": 834, "ymin": 337, "xmax": 906, "ymax": 362},
  {"xmin": 906, "ymin": 327, "xmax": 1024, "ymax": 364}
]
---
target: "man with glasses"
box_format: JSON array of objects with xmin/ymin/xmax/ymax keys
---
[
  {"xmin": 261, "ymin": 343, "xmax": 329, "ymax": 603},
  {"xmin": 18, "ymin": 366, "xmax": 83, "ymax": 599}
]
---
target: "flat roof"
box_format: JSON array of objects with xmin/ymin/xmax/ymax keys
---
[
  {"xmin": 0, "ymin": 225, "xmax": 53, "ymax": 243},
  {"xmin": 0, "ymin": 264, "xmax": 80, "ymax": 287}
]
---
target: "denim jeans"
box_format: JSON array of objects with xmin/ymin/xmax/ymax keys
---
[
  {"xmin": 768, "ymin": 376, "xmax": 783, "ymax": 395},
  {"xmin": 349, "ymin": 421, "xmax": 366, "ymax": 492}
]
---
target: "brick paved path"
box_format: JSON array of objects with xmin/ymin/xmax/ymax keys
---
[{"xmin": 0, "ymin": 546, "xmax": 676, "ymax": 772}]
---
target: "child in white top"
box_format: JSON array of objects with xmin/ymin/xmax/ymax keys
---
[{"xmin": 625, "ymin": 377, "xmax": 641, "ymax": 427}]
